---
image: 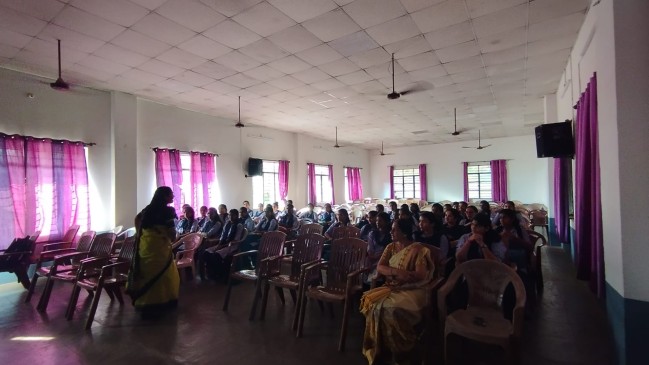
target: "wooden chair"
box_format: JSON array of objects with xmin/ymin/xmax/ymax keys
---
[
  {"xmin": 284, "ymin": 223, "xmax": 323, "ymax": 254},
  {"xmin": 36, "ymin": 232, "xmax": 117, "ymax": 312},
  {"xmin": 527, "ymin": 230, "xmax": 547, "ymax": 291},
  {"xmin": 0, "ymin": 236, "xmax": 36, "ymax": 289},
  {"xmin": 296, "ymin": 237, "xmax": 368, "ymax": 351},
  {"xmin": 438, "ymin": 260, "xmax": 526, "ymax": 365},
  {"xmin": 529, "ymin": 210, "xmax": 549, "ymax": 238},
  {"xmin": 222, "ymin": 231, "xmax": 286, "ymax": 321},
  {"xmin": 26, "ymin": 230, "xmax": 97, "ymax": 302},
  {"xmin": 257, "ymin": 233, "xmax": 326, "ymax": 325},
  {"xmin": 174, "ymin": 233, "xmax": 203, "ymax": 281},
  {"xmin": 65, "ymin": 236, "xmax": 136, "ymax": 329},
  {"xmin": 330, "ymin": 225, "xmax": 361, "ymax": 240}
]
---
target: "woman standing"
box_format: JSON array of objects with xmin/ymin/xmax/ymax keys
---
[
  {"xmin": 127, "ymin": 186, "xmax": 180, "ymax": 318},
  {"xmin": 360, "ymin": 219, "xmax": 434, "ymax": 364}
]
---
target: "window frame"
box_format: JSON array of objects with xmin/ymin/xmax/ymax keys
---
[
  {"xmin": 253, "ymin": 160, "xmax": 280, "ymax": 206},
  {"xmin": 392, "ymin": 167, "xmax": 420, "ymax": 199},
  {"xmin": 466, "ymin": 162, "xmax": 492, "ymax": 200},
  {"xmin": 313, "ymin": 164, "xmax": 332, "ymax": 204}
]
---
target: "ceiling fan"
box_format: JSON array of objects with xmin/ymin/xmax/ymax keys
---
[
  {"xmin": 387, "ymin": 53, "xmax": 430, "ymax": 100},
  {"xmin": 50, "ymin": 39, "xmax": 70, "ymax": 91},
  {"xmin": 379, "ymin": 141, "xmax": 394, "ymax": 156},
  {"xmin": 451, "ymin": 108, "xmax": 465, "ymax": 136},
  {"xmin": 462, "ymin": 130, "xmax": 491, "ymax": 150},
  {"xmin": 235, "ymin": 96, "xmax": 244, "ymax": 128},
  {"xmin": 333, "ymin": 126, "xmax": 342, "ymax": 148}
]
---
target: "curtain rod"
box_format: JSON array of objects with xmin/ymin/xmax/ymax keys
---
[
  {"xmin": 151, "ymin": 147, "xmax": 219, "ymax": 157},
  {"xmin": 0, "ymin": 132, "xmax": 95, "ymax": 146},
  {"xmin": 343, "ymin": 166, "xmax": 363, "ymax": 169}
]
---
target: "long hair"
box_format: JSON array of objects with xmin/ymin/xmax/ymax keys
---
[
  {"xmin": 472, "ymin": 214, "xmax": 500, "ymax": 247},
  {"xmin": 499, "ymin": 209, "xmax": 523, "ymax": 238},
  {"xmin": 150, "ymin": 186, "xmax": 173, "ymax": 208}
]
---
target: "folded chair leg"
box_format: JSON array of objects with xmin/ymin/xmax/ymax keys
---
[
  {"xmin": 85, "ymin": 284, "xmax": 104, "ymax": 330},
  {"xmin": 260, "ymin": 280, "xmax": 270, "ymax": 321}
]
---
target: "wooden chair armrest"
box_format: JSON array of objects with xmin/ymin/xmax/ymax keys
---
[
  {"xmin": 303, "ymin": 261, "xmax": 327, "ymax": 276},
  {"xmin": 229, "ymin": 249, "xmax": 258, "ymax": 273},
  {"xmin": 77, "ymin": 257, "xmax": 111, "ymax": 278},
  {"xmin": 38, "ymin": 248, "xmax": 77, "ymax": 260},
  {"xmin": 42, "ymin": 241, "xmax": 73, "ymax": 251}
]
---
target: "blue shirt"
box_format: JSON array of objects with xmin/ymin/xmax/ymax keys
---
[{"xmin": 255, "ymin": 217, "xmax": 278, "ymax": 232}]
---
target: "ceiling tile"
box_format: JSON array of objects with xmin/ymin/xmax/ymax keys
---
[
  {"xmin": 311, "ymin": 77, "xmax": 345, "ymax": 91},
  {"xmin": 222, "ymin": 72, "xmax": 261, "ymax": 88},
  {"xmin": 192, "ymin": 61, "xmax": 238, "ymax": 80},
  {"xmin": 397, "ymin": 51, "xmax": 440, "ymax": 71},
  {"xmin": 407, "ymin": 64, "xmax": 448, "ymax": 80},
  {"xmin": 365, "ymin": 15, "xmax": 421, "ymax": 46},
  {"xmin": 0, "ymin": 29, "xmax": 32, "ymax": 49},
  {"xmin": 156, "ymin": 0, "xmax": 226, "ymax": 32},
  {"xmin": 466, "ymin": 0, "xmax": 526, "ymax": 18},
  {"xmin": 384, "ymin": 35, "xmax": 432, "ymax": 59},
  {"xmin": 239, "ymin": 39, "xmax": 290, "ymax": 64},
  {"xmin": 302, "ymin": 9, "xmax": 361, "ymax": 42},
  {"xmin": 93, "ymin": 43, "xmax": 149, "ymax": 67},
  {"xmin": 267, "ymin": 90, "xmax": 298, "ymax": 102},
  {"xmin": 411, "ymin": 0, "xmax": 468, "ymax": 33},
  {"xmin": 22, "ymin": 38, "xmax": 89, "ymax": 64},
  {"xmin": 129, "ymin": 0, "xmax": 168, "ymax": 10},
  {"xmin": 477, "ymin": 26, "xmax": 526, "ymax": 53},
  {"xmin": 528, "ymin": 12, "xmax": 584, "ymax": 43},
  {"xmin": 424, "ymin": 21, "xmax": 475, "ymax": 50},
  {"xmin": 111, "ymin": 30, "xmax": 170, "ymax": 58},
  {"xmin": 449, "ymin": 67, "xmax": 486, "ymax": 83},
  {"xmin": 526, "ymin": 35, "xmax": 575, "ymax": 57},
  {"xmin": 296, "ymin": 44, "xmax": 342, "ymax": 66},
  {"xmin": 336, "ymin": 70, "xmax": 373, "ymax": 85},
  {"xmin": 268, "ymin": 75, "xmax": 305, "ymax": 90},
  {"xmin": 246, "ymin": 82, "xmax": 284, "ymax": 96},
  {"xmin": 286, "ymin": 84, "xmax": 321, "ymax": 97},
  {"xmin": 178, "ymin": 35, "xmax": 232, "ymax": 60},
  {"xmin": 53, "ymin": 7, "xmax": 126, "ymax": 42},
  {"xmin": 291, "ymin": 67, "xmax": 331, "ymax": 83},
  {"xmin": 267, "ymin": 55, "xmax": 311, "ymax": 74},
  {"xmin": 137, "ymin": 59, "xmax": 185, "ymax": 78},
  {"xmin": 349, "ymin": 47, "xmax": 391, "ymax": 68},
  {"xmin": 529, "ymin": 0, "xmax": 589, "ymax": 24},
  {"xmin": 472, "ymin": 4, "xmax": 528, "ymax": 38},
  {"xmin": 70, "ymin": 0, "xmax": 149, "ymax": 27},
  {"xmin": 243, "ymin": 65, "xmax": 286, "ymax": 82},
  {"xmin": 268, "ymin": 0, "xmax": 338, "ymax": 23},
  {"xmin": 120, "ymin": 68, "xmax": 167, "ymax": 84},
  {"xmin": 343, "ymin": 0, "xmax": 406, "ymax": 29},
  {"xmin": 436, "ymin": 40, "xmax": 480, "ymax": 62},
  {"xmin": 173, "ymin": 70, "xmax": 216, "ymax": 87},
  {"xmin": 202, "ymin": 80, "xmax": 240, "ymax": 94},
  {"xmin": 214, "ymin": 50, "xmax": 261, "ymax": 72},
  {"xmin": 328, "ymin": 31, "xmax": 379, "ymax": 57},
  {"xmin": 37, "ymin": 24, "xmax": 106, "ymax": 54},
  {"xmin": 157, "ymin": 47, "xmax": 207, "ymax": 68},
  {"xmin": 267, "ymin": 25, "xmax": 322, "ymax": 54},
  {"xmin": 400, "ymin": 0, "xmax": 446, "ymax": 13},
  {"xmin": 0, "ymin": 0, "xmax": 65, "ymax": 22},
  {"xmin": 0, "ymin": 6, "xmax": 47, "ymax": 36},
  {"xmin": 198, "ymin": 0, "xmax": 264, "ymax": 18},
  {"xmin": 233, "ymin": 2, "xmax": 296, "ymax": 37},
  {"xmin": 443, "ymin": 55, "xmax": 484, "ymax": 74},
  {"xmin": 365, "ymin": 62, "xmax": 404, "ymax": 79},
  {"xmin": 131, "ymin": 13, "xmax": 196, "ymax": 45},
  {"xmin": 318, "ymin": 58, "xmax": 360, "ymax": 76},
  {"xmin": 203, "ymin": 20, "xmax": 262, "ymax": 49},
  {"xmin": 156, "ymin": 78, "xmax": 195, "ymax": 93},
  {"xmin": 77, "ymin": 54, "xmax": 132, "ymax": 75},
  {"xmin": 67, "ymin": 63, "xmax": 116, "ymax": 82}
]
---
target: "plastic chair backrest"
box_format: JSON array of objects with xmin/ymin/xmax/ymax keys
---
[
  {"xmin": 325, "ymin": 238, "xmax": 367, "ymax": 293},
  {"xmin": 331, "ymin": 226, "xmax": 361, "ymax": 240},
  {"xmin": 299, "ymin": 223, "xmax": 323, "ymax": 236},
  {"xmin": 61, "ymin": 225, "xmax": 81, "ymax": 243},
  {"xmin": 76, "ymin": 231, "xmax": 96, "ymax": 252},
  {"xmin": 256, "ymin": 231, "xmax": 286, "ymax": 273},
  {"xmin": 289, "ymin": 233, "xmax": 326, "ymax": 281},
  {"xmin": 118, "ymin": 236, "xmax": 137, "ymax": 264},
  {"xmin": 89, "ymin": 232, "xmax": 117, "ymax": 258},
  {"xmin": 180, "ymin": 233, "xmax": 203, "ymax": 252}
]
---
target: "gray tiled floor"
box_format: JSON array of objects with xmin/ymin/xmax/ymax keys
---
[{"xmin": 0, "ymin": 247, "xmax": 615, "ymax": 365}]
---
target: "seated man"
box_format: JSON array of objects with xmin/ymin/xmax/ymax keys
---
[
  {"xmin": 359, "ymin": 210, "xmax": 379, "ymax": 241},
  {"xmin": 218, "ymin": 204, "xmax": 229, "ymax": 224},
  {"xmin": 199, "ymin": 207, "xmax": 223, "ymax": 239},
  {"xmin": 200, "ymin": 209, "xmax": 244, "ymax": 280},
  {"xmin": 176, "ymin": 206, "xmax": 198, "ymax": 236},
  {"xmin": 252, "ymin": 203, "xmax": 264, "ymax": 223},
  {"xmin": 278, "ymin": 203, "xmax": 299, "ymax": 235},
  {"xmin": 196, "ymin": 206, "xmax": 209, "ymax": 229},
  {"xmin": 239, "ymin": 206, "xmax": 255, "ymax": 233},
  {"xmin": 298, "ymin": 203, "xmax": 317, "ymax": 222}
]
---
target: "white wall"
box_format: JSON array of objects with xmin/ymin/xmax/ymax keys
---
[
  {"xmin": 369, "ymin": 134, "xmax": 549, "ymax": 206},
  {"xmin": 0, "ymin": 68, "xmax": 114, "ymax": 231}
]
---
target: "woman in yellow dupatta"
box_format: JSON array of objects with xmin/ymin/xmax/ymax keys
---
[
  {"xmin": 360, "ymin": 218, "xmax": 434, "ymax": 364},
  {"xmin": 126, "ymin": 186, "xmax": 180, "ymax": 318}
]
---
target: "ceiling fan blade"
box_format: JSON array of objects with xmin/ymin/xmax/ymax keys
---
[
  {"xmin": 482, "ymin": 145, "xmax": 491, "ymax": 148},
  {"xmin": 399, "ymin": 81, "xmax": 433, "ymax": 96},
  {"xmin": 462, "ymin": 146, "xmax": 473, "ymax": 149}
]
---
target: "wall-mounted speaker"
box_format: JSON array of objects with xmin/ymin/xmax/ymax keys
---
[
  {"xmin": 535, "ymin": 121, "xmax": 574, "ymax": 158},
  {"xmin": 247, "ymin": 158, "xmax": 263, "ymax": 176}
]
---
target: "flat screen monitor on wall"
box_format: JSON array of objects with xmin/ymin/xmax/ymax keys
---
[
  {"xmin": 247, "ymin": 158, "xmax": 263, "ymax": 176},
  {"xmin": 535, "ymin": 121, "xmax": 575, "ymax": 158}
]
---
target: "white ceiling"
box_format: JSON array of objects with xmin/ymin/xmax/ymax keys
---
[{"xmin": 0, "ymin": 0, "xmax": 589, "ymax": 149}]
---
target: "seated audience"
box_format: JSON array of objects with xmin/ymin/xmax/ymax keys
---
[
  {"xmin": 360, "ymin": 210, "xmax": 379, "ymax": 241},
  {"xmin": 324, "ymin": 208, "xmax": 353, "ymax": 239},
  {"xmin": 398, "ymin": 206, "xmax": 419, "ymax": 234},
  {"xmin": 443, "ymin": 208, "xmax": 465, "ymax": 242},
  {"xmin": 252, "ymin": 203, "xmax": 264, "ymax": 220},
  {"xmin": 218, "ymin": 204, "xmax": 229, "ymax": 224},
  {"xmin": 458, "ymin": 201, "xmax": 468, "ymax": 220},
  {"xmin": 431, "ymin": 203, "xmax": 444, "ymax": 224},
  {"xmin": 199, "ymin": 207, "xmax": 223, "ymax": 239},
  {"xmin": 414, "ymin": 211, "xmax": 450, "ymax": 259},
  {"xmin": 478, "ymin": 200, "xmax": 492, "ymax": 219},
  {"xmin": 176, "ymin": 206, "xmax": 198, "ymax": 236},
  {"xmin": 360, "ymin": 218, "xmax": 435, "ymax": 365},
  {"xmin": 452, "ymin": 201, "xmax": 459, "ymax": 210},
  {"xmin": 366, "ymin": 212, "xmax": 393, "ymax": 282},
  {"xmin": 461, "ymin": 205, "xmax": 478, "ymax": 232},
  {"xmin": 409, "ymin": 203, "xmax": 421, "ymax": 221},
  {"xmin": 196, "ymin": 206, "xmax": 208, "ymax": 228},
  {"xmin": 456, "ymin": 214, "xmax": 506, "ymax": 263},
  {"xmin": 278, "ymin": 203, "xmax": 299, "ymax": 234},
  {"xmin": 319, "ymin": 203, "xmax": 336, "ymax": 225},
  {"xmin": 388, "ymin": 201, "xmax": 399, "ymax": 221},
  {"xmin": 492, "ymin": 201, "xmax": 526, "ymax": 228},
  {"xmin": 254, "ymin": 206, "xmax": 278, "ymax": 234},
  {"xmin": 239, "ymin": 206, "xmax": 255, "ymax": 233},
  {"xmin": 272, "ymin": 201, "xmax": 281, "ymax": 218},
  {"xmin": 298, "ymin": 203, "xmax": 317, "ymax": 221},
  {"xmin": 200, "ymin": 209, "xmax": 244, "ymax": 280},
  {"xmin": 376, "ymin": 204, "xmax": 385, "ymax": 214}
]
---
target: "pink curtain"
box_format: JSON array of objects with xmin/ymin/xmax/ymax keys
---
[
  {"xmin": 155, "ymin": 149, "xmax": 182, "ymax": 215},
  {"xmin": 346, "ymin": 167, "xmax": 363, "ymax": 201},
  {"xmin": 418, "ymin": 164, "xmax": 428, "ymax": 201},
  {"xmin": 307, "ymin": 163, "xmax": 317, "ymax": 204},
  {"xmin": 0, "ymin": 135, "xmax": 27, "ymax": 247},
  {"xmin": 278, "ymin": 160, "xmax": 289, "ymax": 201},
  {"xmin": 553, "ymin": 157, "xmax": 571, "ymax": 244},
  {"xmin": 389, "ymin": 165, "xmax": 395, "ymax": 199},
  {"xmin": 328, "ymin": 164, "xmax": 335, "ymax": 204},
  {"xmin": 190, "ymin": 152, "xmax": 216, "ymax": 208},
  {"xmin": 574, "ymin": 74, "xmax": 604, "ymax": 297},
  {"xmin": 490, "ymin": 160, "xmax": 508, "ymax": 202},
  {"xmin": 462, "ymin": 162, "xmax": 469, "ymax": 201}
]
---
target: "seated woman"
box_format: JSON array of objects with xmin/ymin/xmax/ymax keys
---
[
  {"xmin": 492, "ymin": 201, "xmax": 526, "ymax": 228},
  {"xmin": 319, "ymin": 203, "xmax": 336, "ymax": 228},
  {"xmin": 478, "ymin": 200, "xmax": 492, "ymax": 220},
  {"xmin": 455, "ymin": 214, "xmax": 506, "ymax": 264},
  {"xmin": 127, "ymin": 186, "xmax": 179, "ymax": 318},
  {"xmin": 298, "ymin": 203, "xmax": 318, "ymax": 222},
  {"xmin": 175, "ymin": 206, "xmax": 198, "ymax": 236},
  {"xmin": 196, "ymin": 206, "xmax": 208, "ymax": 229},
  {"xmin": 360, "ymin": 211, "xmax": 379, "ymax": 241},
  {"xmin": 398, "ymin": 207, "xmax": 419, "ymax": 234},
  {"xmin": 366, "ymin": 212, "xmax": 393, "ymax": 280},
  {"xmin": 414, "ymin": 211, "xmax": 450, "ymax": 259},
  {"xmin": 360, "ymin": 218, "xmax": 435, "ymax": 364},
  {"xmin": 443, "ymin": 208, "xmax": 465, "ymax": 242},
  {"xmin": 237, "ymin": 206, "xmax": 278, "ymax": 254},
  {"xmin": 200, "ymin": 209, "xmax": 244, "ymax": 280},
  {"xmin": 409, "ymin": 203, "xmax": 421, "ymax": 222},
  {"xmin": 324, "ymin": 208, "xmax": 353, "ymax": 239},
  {"xmin": 252, "ymin": 203, "xmax": 264, "ymax": 222},
  {"xmin": 198, "ymin": 208, "xmax": 223, "ymax": 239},
  {"xmin": 431, "ymin": 203, "xmax": 444, "ymax": 224}
]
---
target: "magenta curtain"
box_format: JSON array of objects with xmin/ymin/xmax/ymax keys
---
[
  {"xmin": 190, "ymin": 152, "xmax": 216, "ymax": 208},
  {"xmin": 418, "ymin": 164, "xmax": 428, "ymax": 201},
  {"xmin": 278, "ymin": 160, "xmax": 289, "ymax": 201},
  {"xmin": 306, "ymin": 163, "xmax": 317, "ymax": 204},
  {"xmin": 155, "ymin": 149, "xmax": 182, "ymax": 215},
  {"xmin": 553, "ymin": 157, "xmax": 571, "ymax": 244},
  {"xmin": 328, "ymin": 164, "xmax": 335, "ymax": 204},
  {"xmin": 0, "ymin": 135, "xmax": 27, "ymax": 247},
  {"xmin": 462, "ymin": 162, "xmax": 469, "ymax": 201},
  {"xmin": 389, "ymin": 165, "xmax": 395, "ymax": 199},
  {"xmin": 490, "ymin": 160, "xmax": 508, "ymax": 202},
  {"xmin": 346, "ymin": 167, "xmax": 363, "ymax": 201},
  {"xmin": 574, "ymin": 74, "xmax": 604, "ymax": 297}
]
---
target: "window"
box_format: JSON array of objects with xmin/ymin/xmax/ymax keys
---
[
  {"xmin": 313, "ymin": 165, "xmax": 332, "ymax": 203},
  {"xmin": 392, "ymin": 168, "xmax": 420, "ymax": 199},
  {"xmin": 344, "ymin": 168, "xmax": 348, "ymax": 202},
  {"xmin": 467, "ymin": 162, "xmax": 492, "ymax": 200},
  {"xmin": 252, "ymin": 160, "xmax": 279, "ymax": 206},
  {"xmin": 179, "ymin": 152, "xmax": 191, "ymax": 207}
]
